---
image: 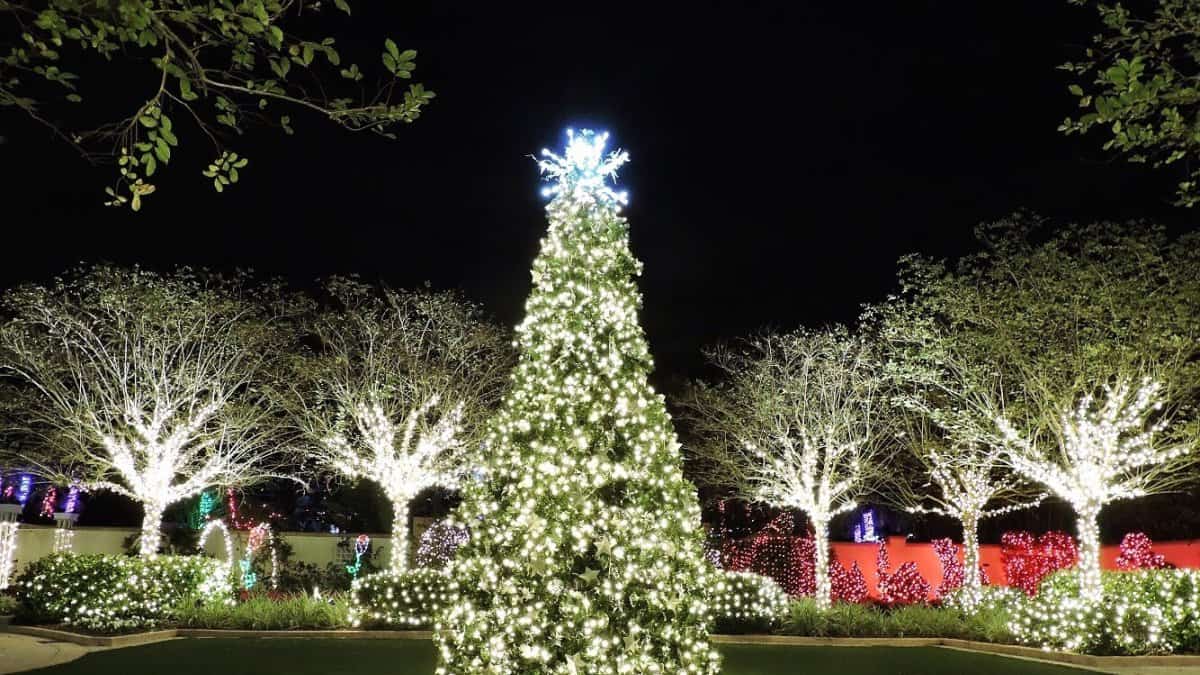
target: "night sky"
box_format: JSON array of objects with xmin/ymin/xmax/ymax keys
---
[{"xmin": 2, "ymin": 0, "xmax": 1193, "ymax": 385}]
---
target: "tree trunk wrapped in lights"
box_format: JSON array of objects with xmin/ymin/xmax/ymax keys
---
[
  {"xmin": 287, "ymin": 279, "xmax": 512, "ymax": 572},
  {"xmin": 681, "ymin": 327, "xmax": 894, "ymax": 610},
  {"xmin": 0, "ymin": 266, "xmax": 300, "ymax": 557},
  {"xmin": 435, "ymin": 129, "xmax": 719, "ymax": 674},
  {"xmin": 997, "ymin": 377, "xmax": 1195, "ymax": 603}
]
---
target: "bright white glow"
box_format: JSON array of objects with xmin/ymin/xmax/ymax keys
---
[
  {"xmin": 323, "ymin": 396, "xmax": 463, "ymax": 571},
  {"xmin": 538, "ymin": 128, "xmax": 630, "ymax": 208},
  {"xmin": 0, "ymin": 522, "xmax": 17, "ymax": 589},
  {"xmin": 998, "ymin": 378, "xmax": 1190, "ymax": 603},
  {"xmin": 198, "ymin": 519, "xmax": 235, "ymax": 579}
]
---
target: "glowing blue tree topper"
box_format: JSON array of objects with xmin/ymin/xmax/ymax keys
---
[{"xmin": 538, "ymin": 128, "xmax": 630, "ymax": 207}]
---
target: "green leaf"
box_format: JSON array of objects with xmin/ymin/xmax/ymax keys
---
[
  {"xmin": 241, "ymin": 17, "xmax": 264, "ymax": 34},
  {"xmin": 382, "ymin": 52, "xmax": 397, "ymax": 74},
  {"xmin": 180, "ymin": 78, "xmax": 198, "ymax": 101},
  {"xmin": 1068, "ymin": 84, "xmax": 1084, "ymax": 96},
  {"xmin": 302, "ymin": 45, "xmax": 314, "ymax": 66},
  {"xmin": 65, "ymin": 93, "xmax": 82, "ymax": 103},
  {"xmin": 144, "ymin": 154, "xmax": 157, "ymax": 176},
  {"xmin": 139, "ymin": 115, "xmax": 157, "ymax": 128},
  {"xmin": 398, "ymin": 49, "xmax": 417, "ymax": 62},
  {"xmin": 154, "ymin": 140, "xmax": 170, "ymax": 163},
  {"xmin": 334, "ymin": 0, "xmax": 351, "ymax": 14},
  {"xmin": 159, "ymin": 126, "xmax": 178, "ymax": 146},
  {"xmin": 384, "ymin": 38, "xmax": 399, "ymax": 59},
  {"xmin": 214, "ymin": 179, "xmax": 224, "ymax": 193},
  {"xmin": 269, "ymin": 25, "xmax": 284, "ymax": 47},
  {"xmin": 229, "ymin": 168, "xmax": 239, "ymax": 183}
]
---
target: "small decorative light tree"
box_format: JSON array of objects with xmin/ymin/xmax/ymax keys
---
[
  {"xmin": 436, "ymin": 129, "xmax": 719, "ymax": 673},
  {"xmin": 894, "ymin": 434, "xmax": 1043, "ymax": 601},
  {"xmin": 291, "ymin": 280, "xmax": 511, "ymax": 571},
  {"xmin": 997, "ymin": 377, "xmax": 1195, "ymax": 602},
  {"xmin": 682, "ymin": 327, "xmax": 894, "ymax": 609},
  {"xmin": 0, "ymin": 266, "xmax": 299, "ymax": 556}
]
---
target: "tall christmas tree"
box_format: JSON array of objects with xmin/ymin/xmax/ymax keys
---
[{"xmin": 435, "ymin": 130, "xmax": 720, "ymax": 675}]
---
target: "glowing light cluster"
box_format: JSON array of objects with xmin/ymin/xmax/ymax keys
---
[
  {"xmin": 14, "ymin": 552, "xmax": 231, "ymax": 631},
  {"xmin": 346, "ymin": 534, "xmax": 371, "ymax": 580},
  {"xmin": 239, "ymin": 522, "xmax": 277, "ymax": 590},
  {"xmin": 715, "ymin": 512, "xmax": 815, "ymax": 597},
  {"xmin": 538, "ymin": 128, "xmax": 629, "ymax": 208},
  {"xmin": 998, "ymin": 378, "xmax": 1192, "ymax": 602},
  {"xmin": 40, "ymin": 487, "xmax": 57, "ymax": 518},
  {"xmin": 0, "ymin": 523, "xmax": 17, "ymax": 589},
  {"xmin": 416, "ymin": 520, "xmax": 469, "ymax": 570},
  {"xmin": 875, "ymin": 541, "xmax": 930, "ymax": 605},
  {"xmin": 709, "ymin": 570, "xmax": 790, "ymax": 633},
  {"xmin": 1115, "ymin": 532, "xmax": 1169, "ymax": 571},
  {"xmin": 198, "ymin": 519, "xmax": 235, "ymax": 580},
  {"xmin": 1010, "ymin": 569, "xmax": 1200, "ymax": 654},
  {"xmin": 435, "ymin": 129, "xmax": 719, "ymax": 674},
  {"xmin": 323, "ymin": 397, "xmax": 464, "ymax": 571},
  {"xmin": 829, "ymin": 557, "xmax": 869, "ymax": 603},
  {"xmin": 1000, "ymin": 531, "xmax": 1078, "ymax": 597},
  {"xmin": 349, "ymin": 568, "xmax": 454, "ymax": 628}
]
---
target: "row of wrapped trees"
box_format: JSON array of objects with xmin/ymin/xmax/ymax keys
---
[
  {"xmin": 0, "ymin": 267, "xmax": 513, "ymax": 561},
  {"xmin": 684, "ymin": 218, "xmax": 1200, "ymax": 606}
]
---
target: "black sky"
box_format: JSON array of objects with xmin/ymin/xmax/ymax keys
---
[{"xmin": 2, "ymin": 1, "xmax": 1193, "ymax": 383}]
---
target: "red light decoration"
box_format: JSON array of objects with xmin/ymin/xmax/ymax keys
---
[
  {"xmin": 875, "ymin": 540, "xmax": 930, "ymax": 605},
  {"xmin": 1000, "ymin": 530, "xmax": 1078, "ymax": 596},
  {"xmin": 1115, "ymin": 532, "xmax": 1169, "ymax": 571},
  {"xmin": 719, "ymin": 511, "xmax": 815, "ymax": 597}
]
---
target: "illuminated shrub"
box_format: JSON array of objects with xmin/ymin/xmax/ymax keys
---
[
  {"xmin": 710, "ymin": 570, "xmax": 790, "ymax": 634},
  {"xmin": 875, "ymin": 541, "xmax": 930, "ymax": 605},
  {"xmin": 15, "ymin": 552, "xmax": 231, "ymax": 631},
  {"xmin": 414, "ymin": 520, "xmax": 469, "ymax": 570},
  {"xmin": 1010, "ymin": 569, "xmax": 1200, "ymax": 655},
  {"xmin": 830, "ymin": 558, "xmax": 869, "ymax": 604},
  {"xmin": 348, "ymin": 568, "xmax": 454, "ymax": 628}
]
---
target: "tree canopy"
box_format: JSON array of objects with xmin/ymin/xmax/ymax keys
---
[{"xmin": 1, "ymin": 1, "xmax": 432, "ymax": 210}]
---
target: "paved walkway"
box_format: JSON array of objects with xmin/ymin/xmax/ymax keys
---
[{"xmin": 0, "ymin": 633, "xmax": 94, "ymax": 674}]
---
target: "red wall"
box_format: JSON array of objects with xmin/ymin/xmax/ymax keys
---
[{"xmin": 831, "ymin": 536, "xmax": 1200, "ymax": 600}]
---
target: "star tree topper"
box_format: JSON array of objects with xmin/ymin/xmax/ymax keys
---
[{"xmin": 538, "ymin": 128, "xmax": 630, "ymax": 207}]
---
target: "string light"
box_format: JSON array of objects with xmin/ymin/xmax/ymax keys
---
[
  {"xmin": 40, "ymin": 486, "xmax": 57, "ymax": 518},
  {"xmin": 346, "ymin": 534, "xmax": 371, "ymax": 580},
  {"xmin": 434, "ymin": 128, "xmax": 719, "ymax": 674},
  {"xmin": 198, "ymin": 519, "xmax": 235, "ymax": 581},
  {"xmin": 15, "ymin": 474, "xmax": 32, "ymax": 506},
  {"xmin": 416, "ymin": 520, "xmax": 469, "ymax": 570},
  {"xmin": 998, "ymin": 378, "xmax": 1192, "ymax": 603},
  {"xmin": 0, "ymin": 505, "xmax": 18, "ymax": 590},
  {"xmin": 710, "ymin": 571, "xmax": 790, "ymax": 632},
  {"xmin": 63, "ymin": 485, "xmax": 80, "ymax": 514},
  {"xmin": 322, "ymin": 397, "xmax": 464, "ymax": 571},
  {"xmin": 829, "ymin": 556, "xmax": 868, "ymax": 603},
  {"xmin": 349, "ymin": 568, "xmax": 454, "ymax": 628}
]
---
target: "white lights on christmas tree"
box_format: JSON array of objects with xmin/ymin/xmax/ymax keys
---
[
  {"xmin": 998, "ymin": 377, "xmax": 1194, "ymax": 603},
  {"xmin": 322, "ymin": 395, "xmax": 464, "ymax": 571},
  {"xmin": 538, "ymin": 128, "xmax": 629, "ymax": 207},
  {"xmin": 434, "ymin": 128, "xmax": 719, "ymax": 674}
]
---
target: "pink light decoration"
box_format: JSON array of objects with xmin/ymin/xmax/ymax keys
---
[
  {"xmin": 875, "ymin": 540, "xmax": 930, "ymax": 605},
  {"xmin": 829, "ymin": 556, "xmax": 868, "ymax": 603},
  {"xmin": 1115, "ymin": 532, "xmax": 1169, "ymax": 571},
  {"xmin": 40, "ymin": 487, "xmax": 57, "ymax": 518}
]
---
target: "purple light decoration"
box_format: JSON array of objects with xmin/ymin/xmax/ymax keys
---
[
  {"xmin": 64, "ymin": 485, "xmax": 80, "ymax": 513},
  {"xmin": 853, "ymin": 507, "xmax": 878, "ymax": 543},
  {"xmin": 15, "ymin": 474, "xmax": 32, "ymax": 506}
]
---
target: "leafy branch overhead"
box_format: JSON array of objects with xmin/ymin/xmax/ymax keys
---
[
  {"xmin": 1061, "ymin": 0, "xmax": 1200, "ymax": 206},
  {"xmin": 0, "ymin": 0, "xmax": 434, "ymax": 211}
]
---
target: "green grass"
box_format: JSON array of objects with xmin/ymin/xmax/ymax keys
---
[
  {"xmin": 26, "ymin": 638, "xmax": 1094, "ymax": 674},
  {"xmin": 173, "ymin": 594, "xmax": 352, "ymax": 630}
]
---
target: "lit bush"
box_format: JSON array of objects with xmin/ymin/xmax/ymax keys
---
[
  {"xmin": 348, "ymin": 568, "xmax": 453, "ymax": 628},
  {"xmin": 709, "ymin": 570, "xmax": 790, "ymax": 634},
  {"xmin": 15, "ymin": 552, "xmax": 231, "ymax": 632},
  {"xmin": 1010, "ymin": 569, "xmax": 1200, "ymax": 655}
]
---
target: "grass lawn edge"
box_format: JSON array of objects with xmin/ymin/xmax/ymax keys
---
[{"xmin": 8, "ymin": 625, "xmax": 1200, "ymax": 670}]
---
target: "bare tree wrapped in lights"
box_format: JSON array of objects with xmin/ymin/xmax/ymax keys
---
[
  {"xmin": 285, "ymin": 280, "xmax": 512, "ymax": 571},
  {"xmin": 0, "ymin": 266, "xmax": 300, "ymax": 556},
  {"xmin": 681, "ymin": 327, "xmax": 894, "ymax": 610},
  {"xmin": 997, "ymin": 376, "xmax": 1196, "ymax": 602},
  {"xmin": 435, "ymin": 129, "xmax": 719, "ymax": 674}
]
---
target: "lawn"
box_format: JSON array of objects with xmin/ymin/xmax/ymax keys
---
[{"xmin": 25, "ymin": 638, "xmax": 1096, "ymax": 674}]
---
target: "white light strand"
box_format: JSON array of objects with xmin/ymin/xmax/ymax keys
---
[
  {"xmin": 0, "ymin": 521, "xmax": 18, "ymax": 589},
  {"xmin": 538, "ymin": 128, "xmax": 629, "ymax": 208}
]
